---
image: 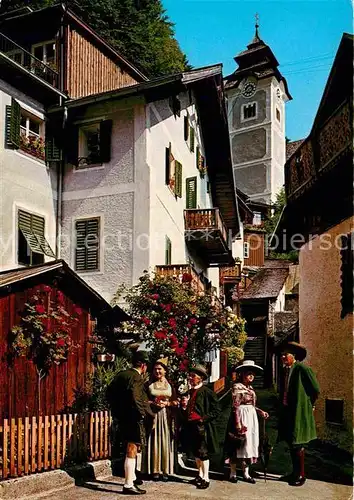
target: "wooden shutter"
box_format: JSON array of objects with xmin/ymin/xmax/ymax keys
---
[
  {"xmin": 165, "ymin": 236, "xmax": 172, "ymax": 265},
  {"xmin": 196, "ymin": 146, "xmax": 200, "ymax": 170},
  {"xmin": 340, "ymin": 233, "xmax": 353, "ymax": 318},
  {"xmin": 175, "ymin": 161, "xmax": 182, "ymax": 198},
  {"xmin": 165, "ymin": 142, "xmax": 171, "ymax": 185},
  {"xmin": 184, "ymin": 116, "xmax": 189, "ymax": 141},
  {"xmin": 75, "ymin": 218, "xmax": 100, "ymax": 271},
  {"xmin": 5, "ymin": 98, "xmax": 21, "ymax": 149},
  {"xmin": 186, "ymin": 177, "xmax": 197, "ymax": 209},
  {"xmin": 100, "ymin": 119, "xmax": 112, "ymax": 163},
  {"xmin": 189, "ymin": 127, "xmax": 195, "ymax": 152}
]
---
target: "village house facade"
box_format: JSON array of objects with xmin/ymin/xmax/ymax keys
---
[{"xmin": 277, "ymin": 33, "xmax": 353, "ymax": 452}]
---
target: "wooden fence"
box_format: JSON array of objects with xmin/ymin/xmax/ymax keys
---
[{"xmin": 0, "ymin": 411, "xmax": 111, "ymax": 480}]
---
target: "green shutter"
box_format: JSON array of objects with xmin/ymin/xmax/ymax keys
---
[
  {"xmin": 5, "ymin": 98, "xmax": 21, "ymax": 149},
  {"xmin": 165, "ymin": 142, "xmax": 171, "ymax": 185},
  {"xmin": 186, "ymin": 177, "xmax": 197, "ymax": 209},
  {"xmin": 18, "ymin": 209, "xmax": 54, "ymax": 258},
  {"xmin": 75, "ymin": 218, "xmax": 100, "ymax": 271},
  {"xmin": 175, "ymin": 160, "xmax": 182, "ymax": 198},
  {"xmin": 100, "ymin": 119, "xmax": 112, "ymax": 163},
  {"xmin": 165, "ymin": 236, "xmax": 172, "ymax": 265},
  {"xmin": 45, "ymin": 128, "xmax": 62, "ymax": 162},
  {"xmin": 196, "ymin": 146, "xmax": 200, "ymax": 170},
  {"xmin": 189, "ymin": 127, "xmax": 195, "ymax": 152},
  {"xmin": 184, "ymin": 116, "xmax": 189, "ymax": 141}
]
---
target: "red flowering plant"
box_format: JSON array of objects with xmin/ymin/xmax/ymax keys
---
[
  {"xmin": 111, "ymin": 272, "xmax": 247, "ymax": 384},
  {"xmin": 9, "ymin": 284, "xmax": 82, "ymax": 413}
]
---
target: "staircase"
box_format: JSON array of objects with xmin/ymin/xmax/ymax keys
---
[{"xmin": 243, "ymin": 336, "xmax": 265, "ymax": 388}]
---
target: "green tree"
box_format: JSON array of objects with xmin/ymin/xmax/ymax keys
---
[{"xmin": 0, "ymin": 0, "xmax": 190, "ymax": 77}]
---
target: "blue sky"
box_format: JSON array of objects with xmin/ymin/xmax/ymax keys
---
[{"xmin": 163, "ymin": 0, "xmax": 352, "ymax": 141}]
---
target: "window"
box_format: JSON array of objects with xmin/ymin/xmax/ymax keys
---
[
  {"xmin": 5, "ymin": 99, "xmax": 45, "ymax": 160},
  {"xmin": 186, "ymin": 177, "xmax": 197, "ymax": 209},
  {"xmin": 32, "ymin": 40, "xmax": 56, "ymax": 69},
  {"xmin": 165, "ymin": 143, "xmax": 182, "ymax": 198},
  {"xmin": 75, "ymin": 218, "xmax": 100, "ymax": 272},
  {"xmin": 74, "ymin": 120, "xmax": 112, "ymax": 168},
  {"xmin": 340, "ymin": 232, "xmax": 353, "ymax": 318},
  {"xmin": 325, "ymin": 398, "xmax": 344, "ymax": 425},
  {"xmin": 276, "ymin": 108, "xmax": 281, "ymax": 122},
  {"xmin": 6, "ymin": 49, "xmax": 24, "ymax": 65},
  {"xmin": 165, "ymin": 236, "xmax": 172, "ymax": 265},
  {"xmin": 252, "ymin": 212, "xmax": 262, "ymax": 226},
  {"xmin": 244, "ymin": 241, "xmax": 250, "ymax": 259},
  {"xmin": 242, "ymin": 102, "xmax": 257, "ymax": 121},
  {"xmin": 17, "ymin": 209, "xmax": 55, "ymax": 266}
]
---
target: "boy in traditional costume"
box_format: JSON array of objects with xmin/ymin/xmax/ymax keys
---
[
  {"xmin": 185, "ymin": 364, "xmax": 221, "ymax": 490},
  {"xmin": 278, "ymin": 342, "xmax": 320, "ymax": 487}
]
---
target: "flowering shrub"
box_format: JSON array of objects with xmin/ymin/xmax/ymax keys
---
[
  {"xmin": 20, "ymin": 134, "xmax": 45, "ymax": 160},
  {"xmin": 112, "ymin": 272, "xmax": 247, "ymax": 383},
  {"xmin": 10, "ymin": 285, "xmax": 82, "ymax": 412}
]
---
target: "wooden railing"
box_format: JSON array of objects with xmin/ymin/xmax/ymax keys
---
[
  {"xmin": 184, "ymin": 208, "xmax": 228, "ymax": 245},
  {"xmin": 155, "ymin": 264, "xmax": 207, "ymax": 293},
  {"xmin": 219, "ymin": 263, "xmax": 241, "ymax": 283},
  {"xmin": 0, "ymin": 411, "xmax": 111, "ymax": 480},
  {"xmin": 0, "ymin": 32, "xmax": 59, "ymax": 88}
]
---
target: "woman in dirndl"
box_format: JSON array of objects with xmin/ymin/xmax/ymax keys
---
[
  {"xmin": 228, "ymin": 360, "xmax": 269, "ymax": 484},
  {"xmin": 142, "ymin": 358, "xmax": 178, "ymax": 481}
]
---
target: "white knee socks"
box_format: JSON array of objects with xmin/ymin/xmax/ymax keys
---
[
  {"xmin": 243, "ymin": 465, "xmax": 251, "ymax": 479},
  {"xmin": 202, "ymin": 459, "xmax": 210, "ymax": 482},
  {"xmin": 136, "ymin": 452, "xmax": 142, "ymax": 473},
  {"xmin": 124, "ymin": 457, "xmax": 136, "ymax": 488},
  {"xmin": 195, "ymin": 458, "xmax": 203, "ymax": 478},
  {"xmin": 230, "ymin": 462, "xmax": 237, "ymax": 478}
]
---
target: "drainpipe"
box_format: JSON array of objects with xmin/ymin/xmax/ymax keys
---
[{"xmin": 55, "ymin": 100, "xmax": 67, "ymax": 258}]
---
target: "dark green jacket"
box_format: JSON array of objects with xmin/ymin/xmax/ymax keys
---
[
  {"xmin": 108, "ymin": 368, "xmax": 154, "ymax": 423},
  {"xmin": 194, "ymin": 385, "xmax": 221, "ymax": 454},
  {"xmin": 279, "ymin": 362, "xmax": 320, "ymax": 445}
]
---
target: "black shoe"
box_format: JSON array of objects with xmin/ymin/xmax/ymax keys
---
[
  {"xmin": 122, "ymin": 485, "xmax": 146, "ymax": 495},
  {"xmin": 289, "ymin": 476, "xmax": 306, "ymax": 487},
  {"xmin": 229, "ymin": 476, "xmax": 238, "ymax": 483},
  {"xmin": 189, "ymin": 476, "xmax": 203, "ymax": 486},
  {"xmin": 197, "ymin": 479, "xmax": 210, "ymax": 489},
  {"xmin": 162, "ymin": 474, "xmax": 169, "ymax": 482},
  {"xmin": 134, "ymin": 478, "xmax": 144, "ymax": 486},
  {"xmin": 279, "ymin": 473, "xmax": 295, "ymax": 482},
  {"xmin": 152, "ymin": 474, "xmax": 160, "ymax": 481},
  {"xmin": 243, "ymin": 477, "xmax": 256, "ymax": 484}
]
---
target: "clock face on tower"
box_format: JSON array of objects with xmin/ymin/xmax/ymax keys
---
[{"xmin": 241, "ymin": 77, "xmax": 257, "ymax": 98}]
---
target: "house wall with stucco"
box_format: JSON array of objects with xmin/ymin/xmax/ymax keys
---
[
  {"xmin": 299, "ymin": 216, "xmax": 353, "ymax": 452},
  {"xmin": 0, "ymin": 80, "xmax": 57, "ymax": 271}
]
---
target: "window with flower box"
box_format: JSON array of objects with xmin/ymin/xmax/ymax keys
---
[
  {"xmin": 31, "ymin": 40, "xmax": 57, "ymax": 70},
  {"xmin": 20, "ymin": 110, "xmax": 45, "ymax": 160},
  {"xmin": 165, "ymin": 142, "xmax": 182, "ymax": 198}
]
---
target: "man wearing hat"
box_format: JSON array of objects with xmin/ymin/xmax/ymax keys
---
[
  {"xmin": 278, "ymin": 342, "xmax": 320, "ymax": 487},
  {"xmin": 108, "ymin": 350, "xmax": 155, "ymax": 495},
  {"xmin": 185, "ymin": 364, "xmax": 221, "ymax": 490}
]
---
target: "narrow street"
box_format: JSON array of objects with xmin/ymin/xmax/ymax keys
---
[{"xmin": 41, "ymin": 474, "xmax": 352, "ymax": 500}]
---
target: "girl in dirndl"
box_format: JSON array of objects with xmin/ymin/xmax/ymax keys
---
[{"xmin": 228, "ymin": 360, "xmax": 269, "ymax": 484}]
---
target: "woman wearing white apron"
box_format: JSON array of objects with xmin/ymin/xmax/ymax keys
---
[{"xmin": 229, "ymin": 360, "xmax": 269, "ymax": 483}]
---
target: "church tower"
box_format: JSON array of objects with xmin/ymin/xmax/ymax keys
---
[{"xmin": 225, "ymin": 19, "xmax": 292, "ymax": 205}]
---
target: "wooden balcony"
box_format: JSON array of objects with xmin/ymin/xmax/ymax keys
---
[
  {"xmin": 184, "ymin": 208, "xmax": 233, "ymax": 266},
  {"xmin": 219, "ymin": 263, "xmax": 242, "ymax": 285},
  {"xmin": 155, "ymin": 264, "xmax": 208, "ymax": 293}
]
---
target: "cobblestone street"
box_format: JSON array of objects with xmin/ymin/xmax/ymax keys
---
[{"xmin": 41, "ymin": 473, "xmax": 352, "ymax": 500}]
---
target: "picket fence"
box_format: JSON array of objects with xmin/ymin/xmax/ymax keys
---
[{"xmin": 0, "ymin": 411, "xmax": 112, "ymax": 480}]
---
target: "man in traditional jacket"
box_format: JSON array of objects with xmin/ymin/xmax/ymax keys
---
[
  {"xmin": 108, "ymin": 350, "xmax": 154, "ymax": 495},
  {"xmin": 186, "ymin": 364, "xmax": 221, "ymax": 490},
  {"xmin": 278, "ymin": 342, "xmax": 320, "ymax": 486}
]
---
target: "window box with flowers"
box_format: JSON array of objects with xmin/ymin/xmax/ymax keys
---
[{"xmin": 19, "ymin": 111, "xmax": 45, "ymax": 160}]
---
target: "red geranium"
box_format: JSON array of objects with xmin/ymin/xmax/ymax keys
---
[
  {"xmin": 165, "ymin": 304, "xmax": 172, "ymax": 313},
  {"xmin": 151, "ymin": 294, "xmax": 159, "ymax": 300},
  {"xmin": 35, "ymin": 304, "xmax": 46, "ymax": 314},
  {"xmin": 56, "ymin": 338, "xmax": 66, "ymax": 348},
  {"xmin": 43, "ymin": 285, "xmax": 52, "ymax": 293},
  {"xmin": 175, "ymin": 347, "xmax": 186, "ymax": 356},
  {"xmin": 154, "ymin": 330, "xmax": 168, "ymax": 340},
  {"xmin": 182, "ymin": 273, "xmax": 193, "ymax": 283},
  {"xmin": 168, "ymin": 318, "xmax": 177, "ymax": 329},
  {"xmin": 189, "ymin": 318, "xmax": 197, "ymax": 325},
  {"xmin": 179, "ymin": 359, "xmax": 189, "ymax": 371},
  {"xmin": 141, "ymin": 316, "xmax": 151, "ymax": 326}
]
